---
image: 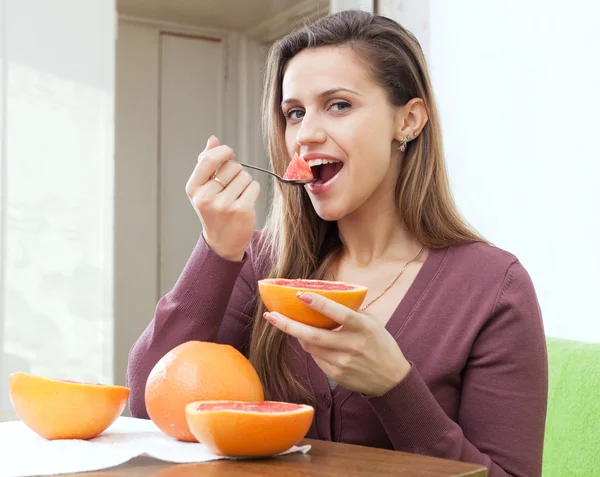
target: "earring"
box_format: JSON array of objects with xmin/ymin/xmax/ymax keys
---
[{"xmin": 398, "ymin": 135, "xmax": 410, "ymax": 152}]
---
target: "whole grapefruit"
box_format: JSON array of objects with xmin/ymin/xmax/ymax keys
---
[
  {"xmin": 258, "ymin": 278, "xmax": 368, "ymax": 329},
  {"xmin": 9, "ymin": 372, "xmax": 129, "ymax": 440},
  {"xmin": 144, "ymin": 341, "xmax": 264, "ymax": 441},
  {"xmin": 185, "ymin": 400, "xmax": 314, "ymax": 457}
]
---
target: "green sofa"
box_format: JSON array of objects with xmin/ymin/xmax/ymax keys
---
[{"xmin": 543, "ymin": 337, "xmax": 600, "ymax": 476}]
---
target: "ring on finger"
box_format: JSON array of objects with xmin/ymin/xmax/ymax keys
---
[{"xmin": 212, "ymin": 175, "xmax": 226, "ymax": 189}]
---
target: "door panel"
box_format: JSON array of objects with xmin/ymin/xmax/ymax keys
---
[{"xmin": 159, "ymin": 33, "xmax": 224, "ymax": 296}]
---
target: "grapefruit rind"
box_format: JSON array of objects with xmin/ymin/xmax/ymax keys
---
[
  {"xmin": 185, "ymin": 400, "xmax": 315, "ymax": 457},
  {"xmin": 258, "ymin": 278, "xmax": 368, "ymax": 329},
  {"xmin": 8, "ymin": 371, "xmax": 130, "ymax": 440}
]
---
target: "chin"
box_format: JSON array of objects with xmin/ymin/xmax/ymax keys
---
[{"xmin": 311, "ymin": 203, "xmax": 347, "ymax": 222}]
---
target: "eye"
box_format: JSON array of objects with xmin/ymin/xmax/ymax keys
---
[
  {"xmin": 329, "ymin": 101, "xmax": 352, "ymax": 112},
  {"xmin": 284, "ymin": 109, "xmax": 305, "ymax": 120}
]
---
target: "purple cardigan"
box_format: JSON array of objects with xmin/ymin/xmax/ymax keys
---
[{"xmin": 126, "ymin": 232, "xmax": 548, "ymax": 477}]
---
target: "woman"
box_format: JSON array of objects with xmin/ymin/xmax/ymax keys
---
[{"xmin": 127, "ymin": 10, "xmax": 548, "ymax": 477}]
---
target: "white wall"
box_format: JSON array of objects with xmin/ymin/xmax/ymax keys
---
[
  {"xmin": 0, "ymin": 0, "xmax": 116, "ymax": 408},
  {"xmin": 378, "ymin": 0, "xmax": 428, "ymax": 55},
  {"xmin": 386, "ymin": 0, "xmax": 600, "ymax": 342},
  {"xmin": 330, "ymin": 0, "xmax": 373, "ymax": 12},
  {"xmin": 0, "ymin": 0, "xmax": 6, "ymax": 378}
]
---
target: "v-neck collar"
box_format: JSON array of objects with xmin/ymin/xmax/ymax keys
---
[
  {"xmin": 384, "ymin": 245, "xmax": 447, "ymax": 338},
  {"xmin": 306, "ymin": 245, "xmax": 449, "ymax": 404}
]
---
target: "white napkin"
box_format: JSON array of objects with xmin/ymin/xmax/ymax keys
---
[{"xmin": 0, "ymin": 416, "xmax": 311, "ymax": 477}]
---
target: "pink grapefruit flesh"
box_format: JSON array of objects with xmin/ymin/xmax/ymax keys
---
[{"xmin": 283, "ymin": 153, "xmax": 313, "ymax": 180}]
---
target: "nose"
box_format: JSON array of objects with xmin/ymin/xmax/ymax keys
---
[{"xmin": 295, "ymin": 112, "xmax": 327, "ymax": 147}]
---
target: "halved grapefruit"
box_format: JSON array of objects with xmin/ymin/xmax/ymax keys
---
[
  {"xmin": 283, "ymin": 153, "xmax": 313, "ymax": 180},
  {"xmin": 8, "ymin": 372, "xmax": 130, "ymax": 440},
  {"xmin": 258, "ymin": 278, "xmax": 368, "ymax": 329},
  {"xmin": 185, "ymin": 400, "xmax": 314, "ymax": 457}
]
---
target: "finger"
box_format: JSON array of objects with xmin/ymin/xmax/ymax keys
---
[
  {"xmin": 237, "ymin": 179, "xmax": 261, "ymax": 205},
  {"xmin": 295, "ymin": 292, "xmax": 364, "ymax": 330},
  {"xmin": 298, "ymin": 339, "xmax": 334, "ymax": 360},
  {"xmin": 186, "ymin": 136, "xmax": 218, "ymax": 187},
  {"xmin": 263, "ymin": 312, "xmax": 346, "ymax": 350},
  {"xmin": 210, "ymin": 161, "xmax": 244, "ymax": 190},
  {"xmin": 200, "ymin": 144, "xmax": 235, "ymax": 169},
  {"xmin": 214, "ymin": 169, "xmax": 254, "ymax": 203},
  {"xmin": 217, "ymin": 177, "xmax": 261, "ymax": 212},
  {"xmin": 206, "ymin": 135, "xmax": 220, "ymax": 150},
  {"xmin": 194, "ymin": 143, "xmax": 236, "ymax": 184},
  {"xmin": 187, "ymin": 157, "xmax": 242, "ymax": 199}
]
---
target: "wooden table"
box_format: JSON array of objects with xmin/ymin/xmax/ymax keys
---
[{"xmin": 1, "ymin": 410, "xmax": 487, "ymax": 477}]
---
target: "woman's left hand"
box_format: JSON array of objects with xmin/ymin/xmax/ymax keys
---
[{"xmin": 263, "ymin": 292, "xmax": 412, "ymax": 396}]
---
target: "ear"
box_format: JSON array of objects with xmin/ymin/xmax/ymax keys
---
[{"xmin": 393, "ymin": 98, "xmax": 429, "ymax": 145}]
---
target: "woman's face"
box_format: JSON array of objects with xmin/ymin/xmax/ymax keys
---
[{"xmin": 282, "ymin": 46, "xmax": 403, "ymax": 221}]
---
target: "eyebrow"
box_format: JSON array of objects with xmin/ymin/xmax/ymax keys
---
[{"xmin": 281, "ymin": 87, "xmax": 362, "ymax": 107}]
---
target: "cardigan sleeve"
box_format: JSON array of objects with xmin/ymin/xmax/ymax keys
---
[
  {"xmin": 126, "ymin": 233, "xmax": 261, "ymax": 419},
  {"xmin": 365, "ymin": 260, "xmax": 548, "ymax": 477}
]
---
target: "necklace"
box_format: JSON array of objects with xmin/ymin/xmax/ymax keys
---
[{"xmin": 358, "ymin": 246, "xmax": 425, "ymax": 312}]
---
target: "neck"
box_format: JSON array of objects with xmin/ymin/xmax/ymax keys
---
[
  {"xmin": 335, "ymin": 151, "xmax": 423, "ymax": 267},
  {"xmin": 337, "ymin": 200, "xmax": 422, "ymax": 268}
]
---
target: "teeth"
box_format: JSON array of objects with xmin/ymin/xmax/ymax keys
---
[{"xmin": 307, "ymin": 158, "xmax": 339, "ymax": 167}]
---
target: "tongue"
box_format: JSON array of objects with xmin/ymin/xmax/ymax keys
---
[{"xmin": 320, "ymin": 162, "xmax": 342, "ymax": 183}]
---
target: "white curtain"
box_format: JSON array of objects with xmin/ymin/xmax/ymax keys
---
[{"xmin": 0, "ymin": 0, "xmax": 116, "ymax": 409}]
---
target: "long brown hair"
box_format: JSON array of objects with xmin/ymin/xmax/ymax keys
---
[{"xmin": 248, "ymin": 10, "xmax": 486, "ymax": 402}]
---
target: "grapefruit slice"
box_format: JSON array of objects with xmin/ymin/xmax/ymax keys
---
[
  {"xmin": 283, "ymin": 153, "xmax": 313, "ymax": 180},
  {"xmin": 185, "ymin": 400, "xmax": 314, "ymax": 457},
  {"xmin": 258, "ymin": 278, "xmax": 368, "ymax": 329},
  {"xmin": 8, "ymin": 371, "xmax": 130, "ymax": 440}
]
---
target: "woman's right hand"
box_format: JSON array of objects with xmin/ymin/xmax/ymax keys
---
[{"xmin": 185, "ymin": 135, "xmax": 261, "ymax": 261}]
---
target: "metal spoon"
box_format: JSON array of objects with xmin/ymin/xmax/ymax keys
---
[{"xmin": 231, "ymin": 160, "xmax": 316, "ymax": 185}]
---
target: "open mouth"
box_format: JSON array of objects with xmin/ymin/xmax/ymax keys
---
[{"xmin": 307, "ymin": 158, "xmax": 344, "ymax": 185}]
